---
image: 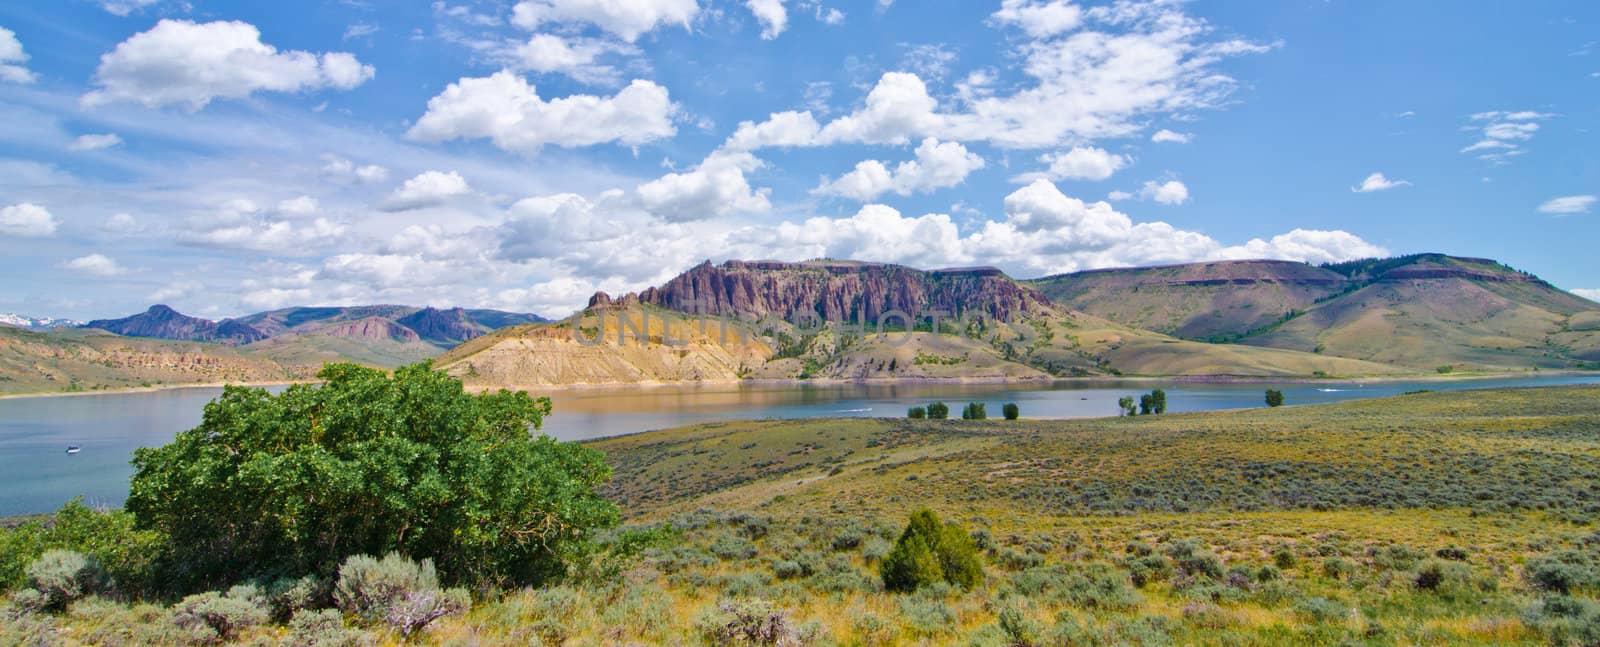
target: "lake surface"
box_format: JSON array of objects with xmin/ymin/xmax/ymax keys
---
[{"xmin": 3, "ymin": 373, "xmax": 1598, "ymax": 516}]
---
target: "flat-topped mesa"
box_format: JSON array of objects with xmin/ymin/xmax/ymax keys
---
[{"xmin": 602, "ymin": 259, "xmax": 1052, "ymax": 323}]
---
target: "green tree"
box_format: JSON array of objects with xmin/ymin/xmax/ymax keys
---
[
  {"xmin": 908, "ymin": 406, "xmax": 926, "ymax": 419},
  {"xmin": 926, "ymin": 402, "xmax": 949, "ymax": 419},
  {"xmin": 880, "ymin": 509, "xmax": 982, "ymax": 593},
  {"xmin": 1151, "ymin": 389, "xmax": 1167, "ymax": 414},
  {"xmin": 1117, "ymin": 396, "xmax": 1135, "ymax": 417},
  {"xmin": 127, "ymin": 362, "xmax": 618, "ymax": 592},
  {"xmin": 1265, "ymin": 389, "xmax": 1285, "ymax": 407},
  {"xmin": 961, "ymin": 402, "xmax": 987, "ymax": 420},
  {"xmin": 1002, "ymin": 403, "xmax": 1019, "ymax": 420},
  {"xmin": 1139, "ymin": 394, "xmax": 1154, "ymax": 415}
]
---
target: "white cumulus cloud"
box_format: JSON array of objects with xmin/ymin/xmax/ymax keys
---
[
  {"xmin": 747, "ymin": 0, "xmax": 788, "ymax": 39},
  {"xmin": 1572, "ymin": 288, "xmax": 1600, "ymax": 303},
  {"xmin": 815, "ymin": 138, "xmax": 985, "ymax": 201},
  {"xmin": 1538, "ymin": 195, "xmax": 1596, "ymax": 215},
  {"xmin": 1351, "ymin": 172, "xmax": 1411, "ymax": 193},
  {"xmin": 511, "ymin": 0, "xmax": 699, "ymax": 42},
  {"xmin": 1139, "ymin": 180, "xmax": 1189, "ymax": 205},
  {"xmin": 380, "ymin": 171, "xmax": 473, "ymax": 211},
  {"xmin": 321, "ymin": 155, "xmax": 389, "ymax": 183},
  {"xmin": 82, "ymin": 20, "xmax": 374, "ymax": 110},
  {"xmin": 636, "ymin": 151, "xmax": 771, "ymax": 221},
  {"xmin": 0, "ymin": 203, "xmax": 57, "ymax": 237},
  {"xmin": 1017, "ymin": 146, "xmax": 1127, "ymax": 182},
  {"xmin": 68, "ymin": 133, "xmax": 124, "ymax": 152},
  {"xmin": 0, "ymin": 26, "xmax": 36, "ymax": 84},
  {"xmin": 990, "ymin": 0, "xmax": 1083, "ymax": 39},
  {"xmin": 1150, "ymin": 129, "xmax": 1191, "ymax": 144},
  {"xmin": 505, "ymin": 34, "xmax": 637, "ymax": 85},
  {"xmin": 62, "ymin": 254, "xmax": 125, "ymax": 277},
  {"xmin": 408, "ymin": 71, "xmax": 675, "ymax": 153}
]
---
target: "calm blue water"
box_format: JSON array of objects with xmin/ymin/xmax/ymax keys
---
[{"xmin": 2, "ymin": 374, "xmax": 1597, "ymax": 516}]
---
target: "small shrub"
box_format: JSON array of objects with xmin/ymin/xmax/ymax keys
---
[
  {"xmin": 908, "ymin": 407, "xmax": 926, "ymax": 419},
  {"xmin": 710, "ymin": 535, "xmax": 760, "ymax": 561},
  {"xmin": 1265, "ymin": 389, "xmax": 1285, "ymax": 407},
  {"xmin": 1126, "ymin": 554, "xmax": 1171, "ymax": 588},
  {"xmin": 265, "ymin": 575, "xmax": 327, "ymax": 623},
  {"xmin": 1521, "ymin": 595, "xmax": 1600, "ymax": 647},
  {"xmin": 880, "ymin": 510, "xmax": 982, "ymax": 592},
  {"xmin": 926, "ymin": 402, "xmax": 949, "ymax": 419},
  {"xmin": 772, "ymin": 560, "xmax": 805, "ymax": 580},
  {"xmin": 1273, "ymin": 548, "xmax": 1297, "ymax": 570},
  {"xmin": 862, "ymin": 537, "xmax": 892, "ymax": 563},
  {"xmin": 24, "ymin": 550, "xmax": 107, "ymax": 612},
  {"xmin": 286, "ymin": 608, "xmax": 369, "ymax": 647},
  {"xmin": 1002, "ymin": 402, "xmax": 1020, "ymax": 420},
  {"xmin": 6, "ymin": 588, "xmax": 49, "ymax": 617},
  {"xmin": 1164, "ymin": 540, "xmax": 1224, "ymax": 579},
  {"xmin": 1295, "ymin": 597, "xmax": 1350, "ymax": 624},
  {"xmin": 897, "ymin": 595, "xmax": 956, "ymax": 637},
  {"xmin": 1525, "ymin": 552, "xmax": 1595, "ymax": 594},
  {"xmin": 696, "ymin": 598, "xmax": 791, "ymax": 646},
  {"xmin": 1322, "ymin": 556, "xmax": 1354, "ymax": 580},
  {"xmin": 998, "ymin": 606, "xmax": 1042, "ymax": 647},
  {"xmin": 1414, "ymin": 559, "xmax": 1472, "ymax": 593},
  {"xmin": 961, "ymin": 402, "xmax": 987, "ymax": 420},
  {"xmin": 170, "ymin": 590, "xmax": 269, "ymax": 643},
  {"xmin": 1434, "ymin": 546, "xmax": 1469, "ymax": 561},
  {"xmin": 334, "ymin": 553, "xmax": 468, "ymax": 638},
  {"xmin": 851, "ymin": 610, "xmax": 899, "ymax": 646}
]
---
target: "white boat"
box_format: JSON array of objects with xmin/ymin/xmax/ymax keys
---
[{"xmin": 66, "ymin": 446, "xmax": 81, "ymax": 455}]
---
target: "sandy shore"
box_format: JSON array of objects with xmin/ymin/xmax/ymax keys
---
[{"xmin": 0, "ymin": 380, "xmax": 314, "ymax": 401}]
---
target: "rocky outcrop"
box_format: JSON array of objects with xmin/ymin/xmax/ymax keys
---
[
  {"xmin": 84, "ymin": 305, "xmax": 267, "ymax": 346},
  {"xmin": 396, "ymin": 307, "xmax": 488, "ymax": 345},
  {"xmin": 306, "ymin": 317, "xmax": 423, "ymax": 343},
  {"xmin": 611, "ymin": 260, "xmax": 1052, "ymax": 323}
]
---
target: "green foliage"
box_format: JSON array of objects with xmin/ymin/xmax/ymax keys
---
[
  {"xmin": 1265, "ymin": 389, "xmax": 1285, "ymax": 407},
  {"xmin": 24, "ymin": 550, "xmax": 105, "ymax": 611},
  {"xmin": 1151, "ymin": 389, "xmax": 1167, "ymax": 414},
  {"xmin": 1139, "ymin": 394, "xmax": 1154, "ymax": 415},
  {"xmin": 333, "ymin": 552, "xmax": 468, "ymax": 638},
  {"xmin": 908, "ymin": 406, "xmax": 926, "ymax": 419},
  {"xmin": 1522, "ymin": 595, "xmax": 1600, "ymax": 647},
  {"xmin": 1437, "ymin": 365, "xmax": 1455, "ymax": 374},
  {"xmin": 1525, "ymin": 551, "xmax": 1596, "ymax": 594},
  {"xmin": 169, "ymin": 587, "xmax": 269, "ymax": 643},
  {"xmin": 695, "ymin": 598, "xmax": 792, "ymax": 646},
  {"xmin": 926, "ymin": 402, "xmax": 949, "ymax": 419},
  {"xmin": 0, "ymin": 498, "xmax": 162, "ymax": 597},
  {"xmin": 1003, "ymin": 402, "xmax": 1020, "ymax": 420},
  {"xmin": 287, "ymin": 608, "xmax": 369, "ymax": 647},
  {"xmin": 127, "ymin": 362, "xmax": 618, "ymax": 591},
  {"xmin": 880, "ymin": 510, "xmax": 982, "ymax": 593},
  {"xmin": 961, "ymin": 402, "xmax": 987, "ymax": 420},
  {"xmin": 1118, "ymin": 396, "xmax": 1136, "ymax": 417}
]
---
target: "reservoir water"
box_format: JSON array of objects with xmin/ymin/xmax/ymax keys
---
[{"xmin": 3, "ymin": 373, "xmax": 1597, "ymax": 516}]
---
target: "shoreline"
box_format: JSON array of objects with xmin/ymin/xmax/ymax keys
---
[
  {"xmin": 0, "ymin": 380, "xmax": 313, "ymax": 401},
  {"xmin": 5, "ymin": 369, "xmax": 1596, "ymax": 401}
]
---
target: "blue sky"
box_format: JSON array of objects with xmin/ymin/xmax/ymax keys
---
[{"xmin": 0, "ymin": 0, "xmax": 1595, "ymax": 320}]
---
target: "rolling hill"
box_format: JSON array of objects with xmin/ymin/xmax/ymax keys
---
[
  {"xmin": 1030, "ymin": 254, "xmax": 1600, "ymax": 371},
  {"xmin": 0, "ymin": 326, "xmax": 293, "ymax": 394}
]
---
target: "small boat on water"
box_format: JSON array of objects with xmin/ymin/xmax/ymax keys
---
[{"xmin": 66, "ymin": 446, "xmax": 81, "ymax": 455}]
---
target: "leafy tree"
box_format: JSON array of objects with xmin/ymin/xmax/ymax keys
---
[
  {"xmin": 1139, "ymin": 394, "xmax": 1154, "ymax": 416},
  {"xmin": 0, "ymin": 498, "xmax": 162, "ymax": 597},
  {"xmin": 1118, "ymin": 396, "xmax": 1136, "ymax": 417},
  {"xmin": 1002, "ymin": 403, "xmax": 1019, "ymax": 420},
  {"xmin": 1151, "ymin": 389, "xmax": 1167, "ymax": 414},
  {"xmin": 926, "ymin": 402, "xmax": 949, "ymax": 419},
  {"xmin": 908, "ymin": 406, "xmax": 926, "ymax": 419},
  {"xmin": 961, "ymin": 402, "xmax": 987, "ymax": 420},
  {"xmin": 880, "ymin": 509, "xmax": 982, "ymax": 592},
  {"xmin": 127, "ymin": 362, "xmax": 619, "ymax": 592},
  {"xmin": 1265, "ymin": 389, "xmax": 1285, "ymax": 408}
]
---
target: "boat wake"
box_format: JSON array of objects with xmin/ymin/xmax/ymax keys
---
[
  {"xmin": 1316, "ymin": 388, "xmax": 1348, "ymax": 393},
  {"xmin": 836, "ymin": 407, "xmax": 873, "ymax": 413}
]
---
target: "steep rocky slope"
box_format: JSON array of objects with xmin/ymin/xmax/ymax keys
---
[
  {"xmin": 84, "ymin": 305, "xmax": 267, "ymax": 345},
  {"xmin": 0, "ymin": 326, "xmax": 293, "ymax": 394}
]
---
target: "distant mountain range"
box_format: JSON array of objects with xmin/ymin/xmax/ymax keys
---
[
  {"xmin": 6, "ymin": 254, "xmax": 1597, "ymax": 395},
  {"xmin": 0, "ymin": 314, "xmax": 84, "ymax": 331},
  {"xmin": 83, "ymin": 304, "xmax": 546, "ymax": 349}
]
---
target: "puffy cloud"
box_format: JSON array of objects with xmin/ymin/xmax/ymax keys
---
[
  {"xmin": 321, "ymin": 155, "xmax": 389, "ymax": 183},
  {"xmin": 990, "ymin": 0, "xmax": 1083, "ymax": 39},
  {"xmin": 726, "ymin": 4, "xmax": 1268, "ymax": 151},
  {"xmin": 1461, "ymin": 110, "xmax": 1551, "ymax": 164},
  {"xmin": 505, "ymin": 34, "xmax": 637, "ymax": 84},
  {"xmin": 1538, "ymin": 195, "xmax": 1596, "ymax": 215},
  {"xmin": 68, "ymin": 133, "xmax": 124, "ymax": 152},
  {"xmin": 766, "ymin": 205, "xmax": 966, "ymax": 269},
  {"xmin": 636, "ymin": 151, "xmax": 770, "ymax": 221},
  {"xmin": 62, "ymin": 254, "xmax": 126, "ymax": 277},
  {"xmin": 747, "ymin": 0, "xmax": 788, "ymax": 39},
  {"xmin": 180, "ymin": 218, "xmax": 347, "ymax": 255},
  {"xmin": 511, "ymin": 0, "xmax": 699, "ymax": 42},
  {"xmin": 407, "ymin": 71, "xmax": 675, "ymax": 153},
  {"xmin": 1351, "ymin": 172, "xmax": 1410, "ymax": 193},
  {"xmin": 997, "ymin": 179, "xmax": 1132, "ymax": 244},
  {"xmin": 724, "ymin": 111, "xmax": 822, "ymax": 151},
  {"xmin": 0, "ymin": 203, "xmax": 57, "ymax": 237},
  {"xmin": 1139, "ymin": 180, "xmax": 1189, "ymax": 205},
  {"xmin": 83, "ymin": 20, "xmax": 374, "ymax": 110},
  {"xmin": 98, "ymin": 0, "xmax": 161, "ymax": 16},
  {"xmin": 1016, "ymin": 146, "xmax": 1127, "ymax": 182},
  {"xmin": 816, "ymin": 138, "xmax": 984, "ymax": 201},
  {"xmin": 380, "ymin": 171, "xmax": 473, "ymax": 211},
  {"xmin": 276, "ymin": 195, "xmax": 319, "ymax": 216},
  {"xmin": 1573, "ymin": 288, "xmax": 1600, "ymax": 303},
  {"xmin": 1219, "ymin": 229, "xmax": 1386, "ymax": 266},
  {"xmin": 1150, "ymin": 129, "xmax": 1191, "ymax": 144},
  {"xmin": 102, "ymin": 213, "xmax": 143, "ymax": 234},
  {"xmin": 0, "ymin": 26, "xmax": 35, "ymax": 84}
]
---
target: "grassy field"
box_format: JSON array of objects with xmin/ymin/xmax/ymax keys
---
[{"xmin": 8, "ymin": 386, "xmax": 1600, "ymax": 644}]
